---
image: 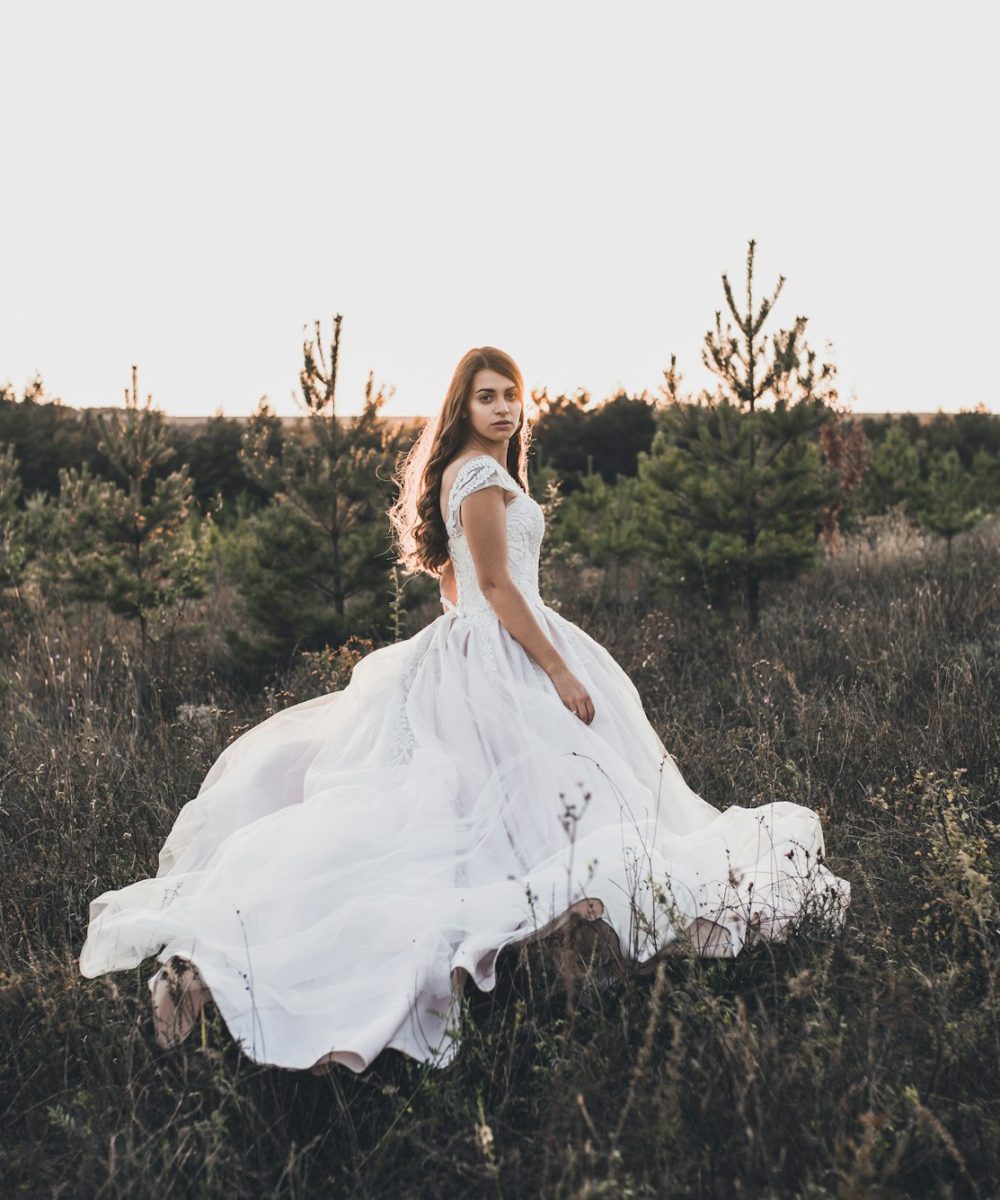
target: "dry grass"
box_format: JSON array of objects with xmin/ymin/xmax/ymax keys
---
[{"xmin": 1, "ymin": 514, "xmax": 998, "ymax": 1197}]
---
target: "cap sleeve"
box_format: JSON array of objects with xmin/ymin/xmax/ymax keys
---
[{"xmin": 446, "ymin": 455, "xmax": 512, "ymax": 535}]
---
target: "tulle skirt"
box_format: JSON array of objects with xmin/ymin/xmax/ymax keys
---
[{"xmin": 79, "ymin": 601, "xmax": 851, "ymax": 1073}]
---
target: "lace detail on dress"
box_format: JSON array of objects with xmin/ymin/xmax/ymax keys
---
[
  {"xmin": 445, "ymin": 456, "xmax": 513, "ymax": 537},
  {"xmin": 444, "ymin": 455, "xmax": 546, "ymax": 631},
  {"xmin": 386, "ymin": 458, "xmax": 547, "ymax": 759},
  {"xmin": 388, "ymin": 625, "xmax": 436, "ymax": 765}
]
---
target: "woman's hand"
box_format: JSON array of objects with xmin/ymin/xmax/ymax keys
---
[{"xmin": 548, "ymin": 663, "xmax": 595, "ymax": 725}]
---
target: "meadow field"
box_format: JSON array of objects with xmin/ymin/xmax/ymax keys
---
[{"xmin": 1, "ymin": 509, "xmax": 997, "ymax": 1199}]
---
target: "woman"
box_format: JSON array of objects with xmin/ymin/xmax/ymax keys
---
[{"xmin": 79, "ymin": 346, "xmax": 851, "ymax": 1075}]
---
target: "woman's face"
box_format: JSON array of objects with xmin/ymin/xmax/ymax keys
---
[{"xmin": 463, "ymin": 368, "xmax": 522, "ymax": 447}]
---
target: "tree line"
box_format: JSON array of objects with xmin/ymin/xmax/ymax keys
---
[{"xmin": 2, "ymin": 242, "xmax": 997, "ymax": 688}]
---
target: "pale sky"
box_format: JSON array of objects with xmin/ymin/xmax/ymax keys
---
[{"xmin": 2, "ymin": 0, "xmax": 997, "ymax": 419}]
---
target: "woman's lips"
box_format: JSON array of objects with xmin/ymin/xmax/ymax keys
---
[{"xmin": 492, "ymin": 421, "xmax": 512, "ymax": 427}]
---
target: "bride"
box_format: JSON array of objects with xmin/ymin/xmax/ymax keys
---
[{"xmin": 79, "ymin": 345, "xmax": 851, "ymax": 1075}]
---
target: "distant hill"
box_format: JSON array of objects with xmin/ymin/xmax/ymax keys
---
[
  {"xmin": 859, "ymin": 411, "xmax": 992, "ymax": 425},
  {"xmin": 72, "ymin": 407, "xmax": 429, "ymax": 431},
  {"xmin": 42, "ymin": 404, "xmax": 997, "ymax": 431},
  {"xmin": 163, "ymin": 410, "xmax": 981, "ymax": 428}
]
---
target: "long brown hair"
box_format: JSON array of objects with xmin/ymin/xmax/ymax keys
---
[{"xmin": 388, "ymin": 346, "xmax": 533, "ymax": 577}]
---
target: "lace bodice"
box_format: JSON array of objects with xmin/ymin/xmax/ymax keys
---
[
  {"xmin": 389, "ymin": 455, "xmax": 548, "ymax": 764},
  {"xmin": 444, "ymin": 454, "xmax": 546, "ymax": 625}
]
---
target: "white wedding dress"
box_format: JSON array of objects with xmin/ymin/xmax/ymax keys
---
[{"xmin": 79, "ymin": 453, "xmax": 851, "ymax": 1074}]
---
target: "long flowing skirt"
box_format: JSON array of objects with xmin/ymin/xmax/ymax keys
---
[{"xmin": 79, "ymin": 603, "xmax": 851, "ymax": 1073}]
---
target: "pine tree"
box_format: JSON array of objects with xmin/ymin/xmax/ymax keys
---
[
  {"xmin": 639, "ymin": 241, "xmax": 838, "ymax": 628},
  {"xmin": 859, "ymin": 422, "xmax": 921, "ymax": 515},
  {"xmin": 182, "ymin": 409, "xmax": 271, "ymax": 519},
  {"xmin": 971, "ymin": 448, "xmax": 1000, "ymax": 512},
  {"xmin": 234, "ymin": 315, "xmax": 411, "ymax": 666},
  {"xmin": 548, "ymin": 473, "xmax": 649, "ymax": 607},
  {"xmin": 51, "ymin": 366, "xmax": 214, "ymax": 658},
  {"xmin": 530, "ymin": 389, "xmax": 592, "ymax": 480},
  {"xmin": 531, "ymin": 390, "xmax": 657, "ymax": 487},
  {"xmin": 0, "ymin": 375, "xmax": 90, "ymax": 497},
  {"xmin": 918, "ymin": 448, "xmax": 983, "ymax": 560}
]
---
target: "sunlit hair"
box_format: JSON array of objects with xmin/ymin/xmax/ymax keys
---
[{"xmin": 388, "ymin": 346, "xmax": 533, "ymax": 578}]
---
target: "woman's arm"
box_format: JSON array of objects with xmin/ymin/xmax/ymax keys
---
[{"xmin": 460, "ymin": 485, "xmax": 595, "ymax": 722}]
